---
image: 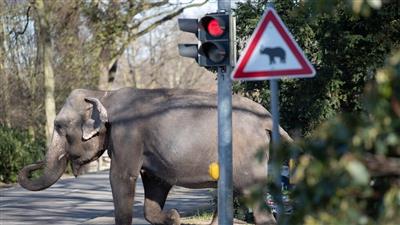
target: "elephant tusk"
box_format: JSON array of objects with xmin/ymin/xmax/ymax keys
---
[{"xmin": 58, "ymin": 153, "xmax": 66, "ymax": 161}]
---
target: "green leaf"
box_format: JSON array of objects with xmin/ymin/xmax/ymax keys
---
[{"xmin": 345, "ymin": 160, "xmax": 370, "ymax": 185}]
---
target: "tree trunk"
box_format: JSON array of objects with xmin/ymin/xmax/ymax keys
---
[
  {"xmin": 43, "ymin": 44, "xmax": 56, "ymax": 143},
  {"xmin": 127, "ymin": 46, "xmax": 142, "ymax": 88},
  {"xmin": 0, "ymin": 12, "xmax": 11, "ymax": 127},
  {"xmin": 98, "ymin": 61, "xmax": 110, "ymax": 90},
  {"xmin": 98, "ymin": 46, "xmax": 119, "ymax": 90},
  {"xmin": 33, "ymin": 0, "xmax": 56, "ymax": 144}
]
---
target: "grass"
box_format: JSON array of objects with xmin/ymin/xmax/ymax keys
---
[
  {"xmin": 180, "ymin": 209, "xmax": 254, "ymax": 225},
  {"xmin": 181, "ymin": 209, "xmax": 214, "ymax": 224}
]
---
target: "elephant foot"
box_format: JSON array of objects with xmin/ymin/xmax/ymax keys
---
[
  {"xmin": 166, "ymin": 209, "xmax": 180, "ymax": 225},
  {"xmin": 144, "ymin": 208, "xmax": 180, "ymax": 225}
]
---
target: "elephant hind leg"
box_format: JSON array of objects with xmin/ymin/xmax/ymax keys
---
[{"xmin": 141, "ymin": 170, "xmax": 180, "ymax": 225}]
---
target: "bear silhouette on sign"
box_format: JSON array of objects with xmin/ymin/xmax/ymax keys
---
[{"xmin": 260, "ymin": 46, "xmax": 286, "ymax": 65}]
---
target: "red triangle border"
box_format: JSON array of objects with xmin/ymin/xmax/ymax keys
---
[{"xmin": 232, "ymin": 8, "xmax": 315, "ymax": 80}]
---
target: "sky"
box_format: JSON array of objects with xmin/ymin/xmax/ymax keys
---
[{"xmin": 182, "ymin": 0, "xmax": 243, "ymax": 17}]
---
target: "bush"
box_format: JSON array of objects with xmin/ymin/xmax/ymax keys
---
[{"xmin": 0, "ymin": 126, "xmax": 46, "ymax": 183}]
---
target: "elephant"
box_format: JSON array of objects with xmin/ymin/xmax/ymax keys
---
[
  {"xmin": 260, "ymin": 47, "xmax": 286, "ymax": 65},
  {"xmin": 18, "ymin": 88, "xmax": 293, "ymax": 225}
]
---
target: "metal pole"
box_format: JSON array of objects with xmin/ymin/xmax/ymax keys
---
[
  {"xmin": 268, "ymin": 3, "xmax": 284, "ymax": 220},
  {"xmin": 218, "ymin": 67, "xmax": 233, "ymax": 225},
  {"xmin": 270, "ymin": 79, "xmax": 284, "ymax": 221},
  {"xmin": 270, "ymin": 79, "xmax": 280, "ymax": 147},
  {"xmin": 218, "ymin": 0, "xmax": 231, "ymax": 11},
  {"xmin": 217, "ymin": 1, "xmax": 233, "ymax": 225},
  {"xmin": 267, "ymin": 2, "xmax": 284, "ymax": 222}
]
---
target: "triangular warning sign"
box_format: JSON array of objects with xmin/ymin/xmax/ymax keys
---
[{"xmin": 232, "ymin": 8, "xmax": 315, "ymax": 80}]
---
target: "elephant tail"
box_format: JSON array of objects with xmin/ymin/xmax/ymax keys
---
[
  {"xmin": 265, "ymin": 120, "xmax": 293, "ymax": 144},
  {"xmin": 279, "ymin": 126, "xmax": 294, "ymax": 143}
]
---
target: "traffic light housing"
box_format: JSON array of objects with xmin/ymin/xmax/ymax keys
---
[
  {"xmin": 178, "ymin": 12, "xmax": 235, "ymax": 68},
  {"xmin": 177, "ymin": 19, "xmax": 198, "ymax": 60},
  {"xmin": 198, "ymin": 13, "xmax": 231, "ymax": 67}
]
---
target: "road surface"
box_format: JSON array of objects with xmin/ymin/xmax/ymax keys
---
[{"xmin": 0, "ymin": 170, "xmax": 213, "ymax": 225}]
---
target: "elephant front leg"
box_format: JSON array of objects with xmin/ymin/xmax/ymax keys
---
[
  {"xmin": 110, "ymin": 166, "xmax": 138, "ymax": 225},
  {"xmin": 141, "ymin": 170, "xmax": 180, "ymax": 225}
]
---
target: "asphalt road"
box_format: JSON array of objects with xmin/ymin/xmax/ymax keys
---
[{"xmin": 0, "ymin": 170, "xmax": 213, "ymax": 225}]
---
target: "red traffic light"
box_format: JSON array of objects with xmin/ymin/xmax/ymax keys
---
[
  {"xmin": 207, "ymin": 19, "xmax": 224, "ymax": 37},
  {"xmin": 181, "ymin": 12, "xmax": 232, "ymax": 67},
  {"xmin": 200, "ymin": 16, "xmax": 226, "ymax": 38}
]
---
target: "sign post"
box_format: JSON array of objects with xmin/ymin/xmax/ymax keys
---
[{"xmin": 232, "ymin": 3, "xmax": 316, "ymax": 221}]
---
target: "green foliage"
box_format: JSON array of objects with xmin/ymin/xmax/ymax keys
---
[
  {"xmin": 285, "ymin": 50, "xmax": 400, "ymax": 225},
  {"xmin": 0, "ymin": 126, "xmax": 46, "ymax": 183},
  {"xmin": 233, "ymin": 0, "xmax": 400, "ymax": 135}
]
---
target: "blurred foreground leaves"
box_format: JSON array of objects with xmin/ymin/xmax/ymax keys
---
[
  {"xmin": 286, "ymin": 51, "xmax": 400, "ymax": 225},
  {"xmin": 246, "ymin": 51, "xmax": 400, "ymax": 225}
]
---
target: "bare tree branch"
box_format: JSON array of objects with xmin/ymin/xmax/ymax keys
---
[
  {"xmin": 136, "ymin": 0, "xmax": 208, "ymax": 38},
  {"xmin": 105, "ymin": 0, "xmax": 207, "ymax": 74},
  {"xmin": 141, "ymin": 0, "xmax": 169, "ymax": 10}
]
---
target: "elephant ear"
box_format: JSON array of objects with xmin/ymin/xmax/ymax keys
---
[{"xmin": 82, "ymin": 97, "xmax": 108, "ymax": 141}]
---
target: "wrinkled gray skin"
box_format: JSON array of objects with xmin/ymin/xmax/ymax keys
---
[{"xmin": 18, "ymin": 88, "xmax": 292, "ymax": 225}]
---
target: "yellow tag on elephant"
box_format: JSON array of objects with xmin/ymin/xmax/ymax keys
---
[{"xmin": 209, "ymin": 162, "xmax": 220, "ymax": 180}]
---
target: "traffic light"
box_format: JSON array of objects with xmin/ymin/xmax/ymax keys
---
[
  {"xmin": 178, "ymin": 12, "xmax": 235, "ymax": 68},
  {"xmin": 198, "ymin": 12, "xmax": 233, "ymax": 67}
]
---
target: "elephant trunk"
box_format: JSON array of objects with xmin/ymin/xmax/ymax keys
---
[{"xmin": 18, "ymin": 132, "xmax": 68, "ymax": 191}]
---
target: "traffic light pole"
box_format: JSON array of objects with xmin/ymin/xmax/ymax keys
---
[
  {"xmin": 218, "ymin": 0, "xmax": 231, "ymax": 11},
  {"xmin": 217, "ymin": 66, "xmax": 233, "ymax": 225},
  {"xmin": 217, "ymin": 1, "xmax": 233, "ymax": 225}
]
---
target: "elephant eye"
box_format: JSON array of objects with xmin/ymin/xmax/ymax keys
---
[
  {"xmin": 66, "ymin": 133, "xmax": 73, "ymax": 143},
  {"xmin": 54, "ymin": 122, "xmax": 65, "ymax": 135}
]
